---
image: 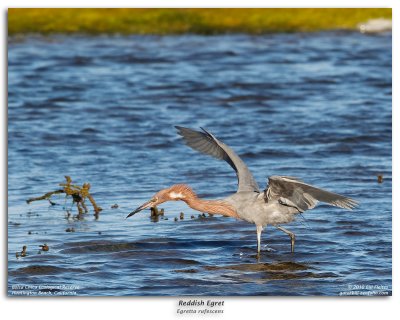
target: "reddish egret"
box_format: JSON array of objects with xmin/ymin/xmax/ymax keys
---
[{"xmin": 127, "ymin": 126, "xmax": 358, "ymax": 254}]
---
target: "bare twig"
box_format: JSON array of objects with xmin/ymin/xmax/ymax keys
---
[{"xmin": 26, "ymin": 176, "xmax": 102, "ymax": 215}]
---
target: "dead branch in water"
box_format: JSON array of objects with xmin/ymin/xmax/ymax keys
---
[
  {"xmin": 26, "ymin": 189, "xmax": 64, "ymax": 204},
  {"xmin": 26, "ymin": 176, "xmax": 103, "ymax": 215}
]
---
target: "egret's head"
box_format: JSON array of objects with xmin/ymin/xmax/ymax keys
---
[{"xmin": 126, "ymin": 184, "xmax": 192, "ymax": 218}]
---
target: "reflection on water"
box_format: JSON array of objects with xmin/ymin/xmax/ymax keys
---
[{"xmin": 8, "ymin": 32, "xmax": 391, "ymax": 296}]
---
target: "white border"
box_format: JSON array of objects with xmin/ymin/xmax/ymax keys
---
[{"xmin": 2, "ymin": 2, "xmax": 397, "ymax": 320}]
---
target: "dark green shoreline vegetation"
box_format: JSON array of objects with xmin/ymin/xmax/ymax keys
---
[{"xmin": 8, "ymin": 8, "xmax": 391, "ymax": 35}]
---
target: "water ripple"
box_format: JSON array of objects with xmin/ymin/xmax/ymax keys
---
[{"xmin": 8, "ymin": 32, "xmax": 392, "ymax": 296}]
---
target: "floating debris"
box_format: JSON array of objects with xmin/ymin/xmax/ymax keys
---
[
  {"xmin": 180, "ymin": 212, "xmax": 184, "ymax": 220},
  {"xmin": 191, "ymin": 215, "xmax": 195, "ymax": 219},
  {"xmin": 150, "ymin": 206, "xmax": 159, "ymax": 217},
  {"xmin": 150, "ymin": 206, "xmax": 160, "ymax": 222},
  {"xmin": 159, "ymin": 208, "xmax": 165, "ymax": 216},
  {"xmin": 66, "ymin": 227, "xmax": 75, "ymax": 232},
  {"xmin": 39, "ymin": 244, "xmax": 49, "ymax": 252},
  {"xmin": 111, "ymin": 204, "xmax": 119, "ymax": 209},
  {"xmin": 377, "ymin": 174, "xmax": 383, "ymax": 183},
  {"xmin": 27, "ymin": 176, "xmax": 102, "ymax": 216},
  {"xmin": 28, "ymin": 231, "xmax": 32, "ymax": 235},
  {"xmin": 19, "ymin": 246, "xmax": 27, "ymax": 257},
  {"xmin": 174, "ymin": 217, "xmax": 178, "ymax": 222}
]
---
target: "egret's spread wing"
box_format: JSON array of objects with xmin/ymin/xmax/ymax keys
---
[
  {"xmin": 175, "ymin": 126, "xmax": 259, "ymax": 192},
  {"xmin": 266, "ymin": 176, "xmax": 358, "ymax": 212}
]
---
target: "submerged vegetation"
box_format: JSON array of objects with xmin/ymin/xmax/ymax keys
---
[{"xmin": 8, "ymin": 8, "xmax": 391, "ymax": 35}]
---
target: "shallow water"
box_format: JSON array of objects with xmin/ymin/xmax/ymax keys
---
[{"xmin": 8, "ymin": 32, "xmax": 392, "ymax": 296}]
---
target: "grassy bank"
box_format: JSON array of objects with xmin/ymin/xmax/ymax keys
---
[{"xmin": 8, "ymin": 8, "xmax": 391, "ymax": 35}]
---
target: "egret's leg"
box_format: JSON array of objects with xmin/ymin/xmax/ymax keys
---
[
  {"xmin": 256, "ymin": 225, "xmax": 264, "ymax": 255},
  {"xmin": 275, "ymin": 225, "xmax": 296, "ymax": 253}
]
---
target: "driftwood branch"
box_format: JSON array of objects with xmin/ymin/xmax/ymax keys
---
[
  {"xmin": 26, "ymin": 190, "xmax": 64, "ymax": 204},
  {"xmin": 26, "ymin": 176, "xmax": 103, "ymax": 215}
]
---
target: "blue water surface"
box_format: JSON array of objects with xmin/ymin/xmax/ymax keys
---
[{"xmin": 8, "ymin": 32, "xmax": 392, "ymax": 296}]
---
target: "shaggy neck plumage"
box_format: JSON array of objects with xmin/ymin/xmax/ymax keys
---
[{"xmin": 169, "ymin": 184, "xmax": 238, "ymax": 218}]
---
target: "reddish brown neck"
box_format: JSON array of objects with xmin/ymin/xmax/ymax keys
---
[
  {"xmin": 167, "ymin": 184, "xmax": 238, "ymax": 218},
  {"xmin": 183, "ymin": 197, "xmax": 239, "ymax": 218},
  {"xmin": 163, "ymin": 184, "xmax": 239, "ymax": 218}
]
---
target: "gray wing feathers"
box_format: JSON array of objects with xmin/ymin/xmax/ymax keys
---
[
  {"xmin": 267, "ymin": 176, "xmax": 358, "ymax": 212},
  {"xmin": 175, "ymin": 126, "xmax": 259, "ymax": 192}
]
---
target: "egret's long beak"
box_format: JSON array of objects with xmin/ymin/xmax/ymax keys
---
[{"xmin": 126, "ymin": 200, "xmax": 153, "ymax": 218}]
